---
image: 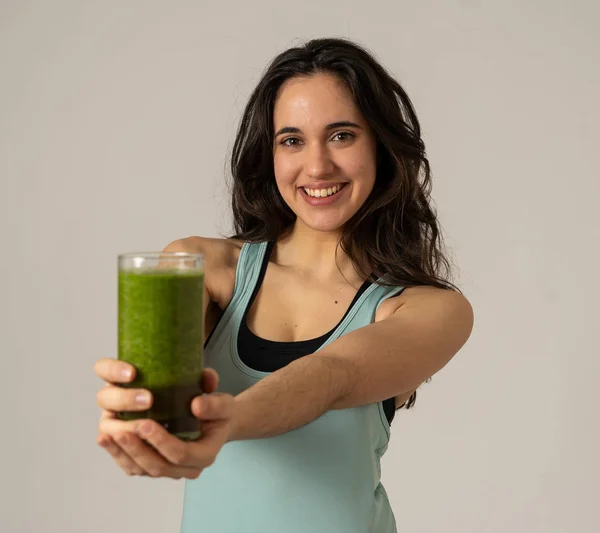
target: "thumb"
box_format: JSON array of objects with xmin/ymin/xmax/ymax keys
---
[{"xmin": 190, "ymin": 392, "xmax": 234, "ymax": 421}]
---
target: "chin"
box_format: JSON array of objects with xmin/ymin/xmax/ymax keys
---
[
  {"xmin": 296, "ymin": 213, "xmax": 352, "ymax": 234},
  {"xmin": 309, "ymin": 223, "xmax": 345, "ymax": 234}
]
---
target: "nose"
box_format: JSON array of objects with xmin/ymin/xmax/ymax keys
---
[{"xmin": 305, "ymin": 143, "xmax": 335, "ymax": 179}]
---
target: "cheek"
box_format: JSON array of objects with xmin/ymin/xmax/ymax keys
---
[
  {"xmin": 346, "ymin": 156, "xmax": 376, "ymax": 189},
  {"xmin": 273, "ymin": 156, "xmax": 297, "ymax": 189}
]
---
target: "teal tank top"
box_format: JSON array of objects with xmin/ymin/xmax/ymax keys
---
[{"xmin": 181, "ymin": 241, "xmax": 405, "ymax": 533}]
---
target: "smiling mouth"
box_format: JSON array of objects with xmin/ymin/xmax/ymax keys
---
[{"xmin": 301, "ymin": 183, "xmax": 348, "ymax": 198}]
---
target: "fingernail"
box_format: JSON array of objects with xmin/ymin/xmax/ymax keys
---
[
  {"xmin": 121, "ymin": 367, "xmax": 133, "ymax": 379},
  {"xmin": 136, "ymin": 393, "xmax": 150, "ymax": 406}
]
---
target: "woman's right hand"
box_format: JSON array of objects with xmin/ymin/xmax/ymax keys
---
[
  {"xmin": 94, "ymin": 358, "xmax": 151, "ymax": 437},
  {"xmin": 94, "ymin": 358, "xmax": 221, "ymax": 477}
]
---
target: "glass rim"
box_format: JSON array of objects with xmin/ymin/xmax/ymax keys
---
[{"xmin": 118, "ymin": 252, "xmax": 204, "ymax": 260}]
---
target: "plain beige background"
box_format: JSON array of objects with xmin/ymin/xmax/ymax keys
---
[{"xmin": 1, "ymin": 1, "xmax": 598, "ymax": 531}]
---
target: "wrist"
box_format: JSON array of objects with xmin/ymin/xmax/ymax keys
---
[{"xmin": 225, "ymin": 396, "xmax": 243, "ymax": 443}]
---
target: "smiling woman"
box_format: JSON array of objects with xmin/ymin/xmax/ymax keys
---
[
  {"xmin": 94, "ymin": 37, "xmax": 473, "ymax": 533},
  {"xmin": 276, "ymin": 123, "xmax": 361, "ymax": 203},
  {"xmin": 272, "ymin": 74, "xmax": 378, "ymax": 232}
]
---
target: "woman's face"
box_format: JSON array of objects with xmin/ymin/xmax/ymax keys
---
[{"xmin": 272, "ymin": 73, "xmax": 377, "ymax": 234}]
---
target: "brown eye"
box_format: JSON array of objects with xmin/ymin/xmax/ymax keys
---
[
  {"xmin": 331, "ymin": 131, "xmax": 354, "ymax": 142},
  {"xmin": 282, "ymin": 137, "xmax": 302, "ymax": 147}
]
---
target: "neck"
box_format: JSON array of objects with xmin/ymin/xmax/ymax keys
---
[{"xmin": 275, "ymin": 220, "xmax": 362, "ymax": 286}]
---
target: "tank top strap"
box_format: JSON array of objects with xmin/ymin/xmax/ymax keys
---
[
  {"xmin": 366, "ymin": 283, "xmax": 407, "ymax": 311},
  {"xmin": 204, "ymin": 241, "xmax": 269, "ymax": 353},
  {"xmin": 235, "ymin": 241, "xmax": 267, "ymax": 293},
  {"xmin": 227, "ymin": 241, "xmax": 269, "ymax": 312},
  {"xmin": 315, "ymin": 281, "xmax": 406, "ymax": 351},
  {"xmin": 211, "ymin": 241, "xmax": 405, "ymax": 358}
]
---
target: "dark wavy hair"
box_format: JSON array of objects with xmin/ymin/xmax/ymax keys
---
[{"xmin": 228, "ymin": 37, "xmax": 460, "ymax": 409}]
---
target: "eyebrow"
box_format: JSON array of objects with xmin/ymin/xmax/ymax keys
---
[{"xmin": 274, "ymin": 121, "xmax": 362, "ymax": 137}]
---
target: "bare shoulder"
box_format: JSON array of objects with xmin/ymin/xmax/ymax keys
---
[
  {"xmin": 376, "ymin": 285, "xmax": 473, "ymax": 324},
  {"xmin": 163, "ymin": 236, "xmax": 244, "ymax": 309},
  {"xmin": 163, "ymin": 236, "xmax": 242, "ymax": 264}
]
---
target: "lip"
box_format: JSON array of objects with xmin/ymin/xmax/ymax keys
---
[
  {"xmin": 298, "ymin": 181, "xmax": 348, "ymax": 190},
  {"xmin": 299, "ymin": 182, "xmax": 349, "ymax": 206}
]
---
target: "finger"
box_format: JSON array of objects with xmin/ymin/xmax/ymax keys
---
[
  {"xmin": 115, "ymin": 430, "xmax": 201, "ymax": 480},
  {"xmin": 191, "ymin": 392, "xmax": 235, "ymax": 421},
  {"xmin": 136, "ymin": 420, "xmax": 218, "ymax": 470},
  {"xmin": 100, "ymin": 409, "xmax": 116, "ymax": 421},
  {"xmin": 200, "ymin": 368, "xmax": 219, "ymax": 393},
  {"xmin": 99, "ymin": 414, "xmax": 142, "ymax": 436},
  {"xmin": 97, "ymin": 433, "xmax": 145, "ymax": 476},
  {"xmin": 94, "ymin": 358, "xmax": 136, "ymax": 384},
  {"xmin": 97, "ymin": 385, "xmax": 153, "ymax": 412}
]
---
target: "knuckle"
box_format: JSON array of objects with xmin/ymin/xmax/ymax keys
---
[
  {"xmin": 95, "ymin": 388, "xmax": 106, "ymax": 408},
  {"xmin": 155, "ymin": 430, "xmax": 172, "ymax": 448},
  {"xmin": 115, "ymin": 433, "xmax": 130, "ymax": 447},
  {"xmin": 95, "ymin": 358, "xmax": 120, "ymax": 381},
  {"xmin": 204, "ymin": 456, "xmax": 216, "ymax": 467},
  {"xmin": 171, "ymin": 448, "xmax": 189, "ymax": 466},
  {"xmin": 147, "ymin": 465, "xmax": 165, "ymax": 478},
  {"xmin": 112, "ymin": 447, "xmax": 127, "ymax": 461},
  {"xmin": 106, "ymin": 442, "xmax": 122, "ymax": 459},
  {"xmin": 185, "ymin": 469, "xmax": 202, "ymax": 480},
  {"xmin": 97, "ymin": 434, "xmax": 110, "ymax": 448},
  {"xmin": 107, "ymin": 361, "xmax": 121, "ymax": 381},
  {"xmin": 151, "ymin": 432, "xmax": 166, "ymax": 449},
  {"xmin": 124, "ymin": 444, "xmax": 141, "ymax": 459}
]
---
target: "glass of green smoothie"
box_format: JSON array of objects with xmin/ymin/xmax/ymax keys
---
[{"xmin": 118, "ymin": 251, "xmax": 204, "ymax": 441}]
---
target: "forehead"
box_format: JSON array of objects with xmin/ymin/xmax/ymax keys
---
[{"xmin": 273, "ymin": 73, "xmax": 363, "ymax": 126}]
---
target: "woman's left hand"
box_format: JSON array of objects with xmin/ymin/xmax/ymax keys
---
[{"xmin": 97, "ymin": 368, "xmax": 236, "ymax": 480}]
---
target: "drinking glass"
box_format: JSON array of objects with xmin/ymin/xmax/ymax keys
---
[{"xmin": 117, "ymin": 251, "xmax": 204, "ymax": 440}]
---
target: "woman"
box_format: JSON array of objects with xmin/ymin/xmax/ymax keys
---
[{"xmin": 95, "ymin": 37, "xmax": 473, "ymax": 532}]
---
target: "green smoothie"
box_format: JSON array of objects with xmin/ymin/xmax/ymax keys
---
[{"xmin": 118, "ymin": 267, "xmax": 204, "ymax": 440}]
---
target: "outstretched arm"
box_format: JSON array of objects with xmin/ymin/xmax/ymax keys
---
[
  {"xmin": 228, "ymin": 287, "xmax": 474, "ymax": 442},
  {"xmin": 95, "ymin": 285, "xmax": 472, "ymax": 479}
]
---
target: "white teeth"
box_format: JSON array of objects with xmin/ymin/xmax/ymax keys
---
[{"xmin": 303, "ymin": 184, "xmax": 344, "ymax": 198}]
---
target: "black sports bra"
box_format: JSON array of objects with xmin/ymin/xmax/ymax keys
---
[{"xmin": 237, "ymin": 241, "xmax": 398, "ymax": 426}]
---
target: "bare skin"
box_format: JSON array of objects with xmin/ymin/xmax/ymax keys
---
[
  {"xmin": 191, "ymin": 235, "xmax": 417, "ymax": 409},
  {"xmin": 95, "ymin": 73, "xmax": 429, "ymax": 477},
  {"xmin": 173, "ymin": 235, "xmax": 417, "ymax": 410},
  {"xmin": 94, "ymin": 235, "xmax": 419, "ymax": 477}
]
